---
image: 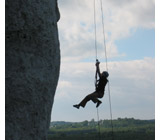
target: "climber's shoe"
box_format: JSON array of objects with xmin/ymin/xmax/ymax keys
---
[
  {"xmin": 96, "ymin": 101, "xmax": 102, "ymax": 108},
  {"xmin": 73, "ymin": 104, "xmax": 80, "ymax": 109}
]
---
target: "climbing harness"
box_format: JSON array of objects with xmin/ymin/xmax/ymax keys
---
[{"xmin": 93, "ymin": 0, "xmax": 114, "ymax": 140}]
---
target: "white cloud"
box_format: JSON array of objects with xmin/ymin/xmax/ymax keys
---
[
  {"xmin": 52, "ymin": 57, "xmax": 155, "ymax": 121},
  {"xmin": 55, "ymin": 81, "xmax": 73, "ymax": 99},
  {"xmin": 52, "ymin": 0, "xmax": 155, "ymax": 121},
  {"xmin": 58, "ymin": 0, "xmax": 154, "ymax": 62},
  {"xmin": 57, "ymin": 80, "xmax": 72, "ymax": 88}
]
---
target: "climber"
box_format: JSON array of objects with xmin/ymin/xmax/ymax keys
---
[{"xmin": 73, "ymin": 60, "xmax": 109, "ymax": 109}]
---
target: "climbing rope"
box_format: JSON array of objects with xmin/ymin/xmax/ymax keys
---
[
  {"xmin": 94, "ymin": 0, "xmax": 98, "ymax": 60},
  {"xmin": 96, "ymin": 108, "xmax": 101, "ymax": 140},
  {"xmin": 93, "ymin": 0, "xmax": 114, "ymax": 140},
  {"xmin": 99, "ymin": 0, "xmax": 114, "ymax": 139},
  {"xmin": 93, "ymin": 1, "xmax": 101, "ymax": 139},
  {"xmin": 99, "ymin": 0, "xmax": 108, "ymax": 71}
]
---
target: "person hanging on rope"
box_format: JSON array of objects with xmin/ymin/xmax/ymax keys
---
[{"xmin": 73, "ymin": 59, "xmax": 109, "ymax": 109}]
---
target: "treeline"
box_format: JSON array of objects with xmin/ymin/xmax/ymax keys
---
[{"xmin": 48, "ymin": 118, "xmax": 155, "ymax": 140}]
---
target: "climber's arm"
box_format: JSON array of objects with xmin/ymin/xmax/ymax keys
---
[{"xmin": 96, "ymin": 60, "xmax": 101, "ymax": 78}]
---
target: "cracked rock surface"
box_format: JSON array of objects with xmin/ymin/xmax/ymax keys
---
[{"xmin": 5, "ymin": 0, "xmax": 60, "ymax": 140}]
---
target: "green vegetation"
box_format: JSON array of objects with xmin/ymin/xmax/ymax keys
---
[{"xmin": 48, "ymin": 118, "xmax": 155, "ymax": 140}]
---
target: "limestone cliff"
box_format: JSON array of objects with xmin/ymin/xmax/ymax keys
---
[{"xmin": 5, "ymin": 0, "xmax": 60, "ymax": 140}]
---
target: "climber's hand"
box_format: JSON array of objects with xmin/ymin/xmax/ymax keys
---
[{"xmin": 95, "ymin": 59, "xmax": 100, "ymax": 66}]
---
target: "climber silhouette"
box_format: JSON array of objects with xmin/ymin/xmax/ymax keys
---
[{"xmin": 73, "ymin": 60, "xmax": 109, "ymax": 109}]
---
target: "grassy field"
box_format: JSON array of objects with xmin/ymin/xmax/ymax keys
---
[{"xmin": 48, "ymin": 118, "xmax": 155, "ymax": 140}]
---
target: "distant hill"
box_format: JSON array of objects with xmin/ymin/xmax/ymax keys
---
[
  {"xmin": 50, "ymin": 118, "xmax": 155, "ymax": 128},
  {"xmin": 48, "ymin": 118, "xmax": 155, "ymax": 140}
]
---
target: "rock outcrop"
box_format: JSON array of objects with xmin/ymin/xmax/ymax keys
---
[{"xmin": 5, "ymin": 0, "xmax": 60, "ymax": 140}]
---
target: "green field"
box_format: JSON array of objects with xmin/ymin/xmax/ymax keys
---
[{"xmin": 48, "ymin": 118, "xmax": 155, "ymax": 140}]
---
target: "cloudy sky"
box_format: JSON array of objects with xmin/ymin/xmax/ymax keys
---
[{"xmin": 51, "ymin": 0, "xmax": 155, "ymax": 122}]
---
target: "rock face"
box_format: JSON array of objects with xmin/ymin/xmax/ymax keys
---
[{"xmin": 5, "ymin": 0, "xmax": 60, "ymax": 140}]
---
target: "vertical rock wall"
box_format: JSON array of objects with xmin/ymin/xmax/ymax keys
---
[{"xmin": 5, "ymin": 0, "xmax": 60, "ymax": 140}]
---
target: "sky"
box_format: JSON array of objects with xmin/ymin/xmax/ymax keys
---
[
  {"xmin": 51, "ymin": 0, "xmax": 155, "ymax": 122},
  {"xmin": 0, "ymin": 0, "xmax": 159, "ymax": 139}
]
